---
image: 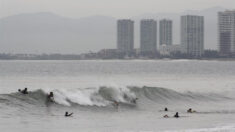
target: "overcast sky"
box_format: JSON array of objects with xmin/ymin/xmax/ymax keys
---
[{"xmin": 0, "ymin": 0, "xmax": 234, "ymax": 18}]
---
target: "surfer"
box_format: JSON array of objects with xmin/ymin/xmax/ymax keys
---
[
  {"xmin": 187, "ymin": 108, "xmax": 192, "ymax": 113},
  {"xmin": 65, "ymin": 112, "xmax": 73, "ymax": 117},
  {"xmin": 164, "ymin": 107, "xmax": 168, "ymax": 111},
  {"xmin": 187, "ymin": 108, "xmax": 196, "ymax": 113},
  {"xmin": 174, "ymin": 112, "xmax": 179, "ymax": 118},
  {"xmin": 163, "ymin": 115, "xmax": 169, "ymax": 118},
  {"xmin": 131, "ymin": 98, "xmax": 138, "ymax": 104},
  {"xmin": 18, "ymin": 88, "xmax": 28, "ymax": 94},
  {"xmin": 47, "ymin": 92, "xmax": 54, "ymax": 102},
  {"xmin": 113, "ymin": 101, "xmax": 119, "ymax": 109}
]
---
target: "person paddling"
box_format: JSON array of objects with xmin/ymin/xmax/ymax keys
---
[
  {"xmin": 65, "ymin": 112, "xmax": 73, "ymax": 117},
  {"xmin": 187, "ymin": 108, "xmax": 197, "ymax": 113}
]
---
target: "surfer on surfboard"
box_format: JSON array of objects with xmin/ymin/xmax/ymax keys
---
[
  {"xmin": 187, "ymin": 108, "xmax": 197, "ymax": 113},
  {"xmin": 65, "ymin": 112, "xmax": 73, "ymax": 117},
  {"xmin": 47, "ymin": 92, "xmax": 54, "ymax": 102},
  {"xmin": 113, "ymin": 101, "xmax": 119, "ymax": 109}
]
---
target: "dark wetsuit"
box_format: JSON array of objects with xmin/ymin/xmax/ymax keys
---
[
  {"xmin": 47, "ymin": 92, "xmax": 54, "ymax": 102},
  {"xmin": 174, "ymin": 112, "xmax": 179, "ymax": 118},
  {"xmin": 187, "ymin": 108, "xmax": 192, "ymax": 113},
  {"xmin": 164, "ymin": 108, "xmax": 168, "ymax": 111},
  {"xmin": 131, "ymin": 98, "xmax": 137, "ymax": 104},
  {"xmin": 65, "ymin": 112, "xmax": 73, "ymax": 117},
  {"xmin": 22, "ymin": 88, "xmax": 28, "ymax": 94},
  {"xmin": 19, "ymin": 88, "xmax": 28, "ymax": 94}
]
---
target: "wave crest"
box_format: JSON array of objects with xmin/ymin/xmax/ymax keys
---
[{"xmin": 0, "ymin": 86, "xmax": 231, "ymax": 107}]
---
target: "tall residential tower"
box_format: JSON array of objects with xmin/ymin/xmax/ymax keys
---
[
  {"xmin": 159, "ymin": 19, "xmax": 172, "ymax": 45},
  {"xmin": 140, "ymin": 19, "xmax": 157, "ymax": 53},
  {"xmin": 181, "ymin": 15, "xmax": 204, "ymax": 56},
  {"xmin": 218, "ymin": 10, "xmax": 235, "ymax": 55},
  {"xmin": 117, "ymin": 19, "xmax": 134, "ymax": 53}
]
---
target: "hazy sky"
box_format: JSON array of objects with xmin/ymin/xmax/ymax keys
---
[{"xmin": 0, "ymin": 0, "xmax": 234, "ymax": 18}]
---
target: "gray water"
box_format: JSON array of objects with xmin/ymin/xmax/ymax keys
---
[{"xmin": 0, "ymin": 60, "xmax": 235, "ymax": 132}]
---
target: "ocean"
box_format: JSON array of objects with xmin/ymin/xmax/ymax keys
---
[{"xmin": 0, "ymin": 60, "xmax": 235, "ymax": 132}]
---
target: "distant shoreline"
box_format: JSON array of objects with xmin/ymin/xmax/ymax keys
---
[
  {"xmin": 1, "ymin": 52, "xmax": 234, "ymax": 61},
  {"xmin": 0, "ymin": 58, "xmax": 235, "ymax": 61}
]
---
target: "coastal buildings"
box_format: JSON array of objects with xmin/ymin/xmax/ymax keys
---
[
  {"xmin": 140, "ymin": 19, "xmax": 157, "ymax": 53},
  {"xmin": 218, "ymin": 10, "xmax": 235, "ymax": 55},
  {"xmin": 159, "ymin": 44, "xmax": 182, "ymax": 55},
  {"xmin": 114, "ymin": 14, "xmax": 210, "ymax": 58},
  {"xmin": 117, "ymin": 19, "xmax": 134, "ymax": 53},
  {"xmin": 159, "ymin": 19, "xmax": 173, "ymax": 45},
  {"xmin": 181, "ymin": 15, "xmax": 204, "ymax": 56}
]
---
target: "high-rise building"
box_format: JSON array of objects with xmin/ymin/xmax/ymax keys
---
[
  {"xmin": 117, "ymin": 19, "xmax": 134, "ymax": 53},
  {"xmin": 181, "ymin": 15, "xmax": 204, "ymax": 56},
  {"xmin": 159, "ymin": 19, "xmax": 172, "ymax": 45},
  {"xmin": 140, "ymin": 19, "xmax": 157, "ymax": 53},
  {"xmin": 218, "ymin": 10, "xmax": 235, "ymax": 55}
]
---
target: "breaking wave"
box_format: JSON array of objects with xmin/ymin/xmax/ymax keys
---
[{"xmin": 0, "ymin": 86, "xmax": 232, "ymax": 108}]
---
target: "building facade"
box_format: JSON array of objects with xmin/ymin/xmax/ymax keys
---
[
  {"xmin": 159, "ymin": 19, "xmax": 172, "ymax": 45},
  {"xmin": 117, "ymin": 19, "xmax": 134, "ymax": 53},
  {"xmin": 159, "ymin": 44, "xmax": 182, "ymax": 55},
  {"xmin": 140, "ymin": 19, "xmax": 157, "ymax": 53},
  {"xmin": 218, "ymin": 10, "xmax": 235, "ymax": 55},
  {"xmin": 181, "ymin": 15, "xmax": 204, "ymax": 56}
]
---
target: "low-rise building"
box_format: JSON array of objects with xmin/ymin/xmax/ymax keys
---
[{"xmin": 158, "ymin": 44, "xmax": 182, "ymax": 55}]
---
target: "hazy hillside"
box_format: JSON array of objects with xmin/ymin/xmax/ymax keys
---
[
  {"xmin": 0, "ymin": 13, "xmax": 116, "ymax": 54},
  {"xmin": 0, "ymin": 7, "xmax": 226, "ymax": 53}
]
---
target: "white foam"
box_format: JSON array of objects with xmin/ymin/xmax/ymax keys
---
[
  {"xmin": 43, "ymin": 86, "xmax": 138, "ymax": 107},
  {"xmin": 164, "ymin": 125, "xmax": 235, "ymax": 132}
]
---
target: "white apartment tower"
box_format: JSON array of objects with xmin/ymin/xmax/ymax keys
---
[
  {"xmin": 117, "ymin": 19, "xmax": 134, "ymax": 53},
  {"xmin": 218, "ymin": 10, "xmax": 235, "ymax": 55},
  {"xmin": 160, "ymin": 19, "xmax": 172, "ymax": 45},
  {"xmin": 181, "ymin": 15, "xmax": 204, "ymax": 56},
  {"xmin": 140, "ymin": 19, "xmax": 157, "ymax": 53}
]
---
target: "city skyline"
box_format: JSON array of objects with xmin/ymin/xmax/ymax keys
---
[
  {"xmin": 0, "ymin": 7, "xmax": 232, "ymax": 54},
  {"xmin": 117, "ymin": 15, "xmax": 204, "ymax": 57}
]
